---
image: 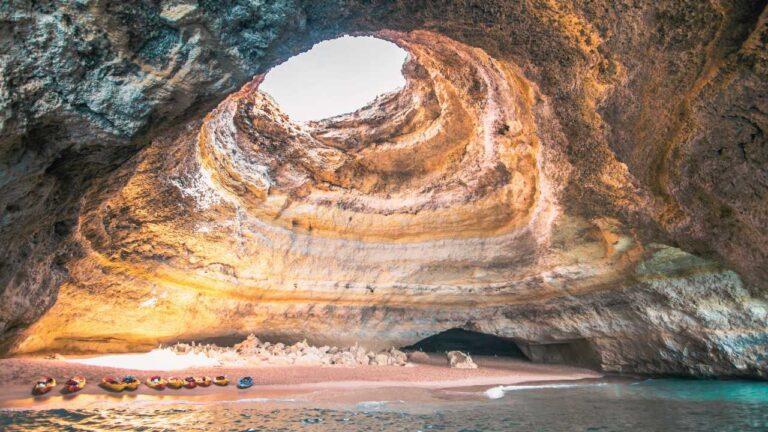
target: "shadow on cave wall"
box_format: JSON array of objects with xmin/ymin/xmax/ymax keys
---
[{"xmin": 515, "ymin": 338, "xmax": 603, "ymax": 370}]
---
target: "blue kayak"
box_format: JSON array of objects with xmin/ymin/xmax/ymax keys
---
[{"xmin": 237, "ymin": 377, "xmax": 253, "ymax": 389}]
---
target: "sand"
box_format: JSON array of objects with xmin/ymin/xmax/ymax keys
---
[{"xmin": 0, "ymin": 355, "xmax": 603, "ymax": 410}]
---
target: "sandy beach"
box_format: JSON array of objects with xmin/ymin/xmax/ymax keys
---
[{"xmin": 0, "ymin": 355, "xmax": 603, "ymax": 410}]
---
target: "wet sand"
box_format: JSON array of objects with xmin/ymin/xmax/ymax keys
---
[{"xmin": 0, "ymin": 355, "xmax": 603, "ymax": 410}]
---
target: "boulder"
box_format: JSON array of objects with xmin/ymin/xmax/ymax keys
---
[
  {"xmin": 447, "ymin": 351, "xmax": 478, "ymax": 369},
  {"xmin": 350, "ymin": 344, "xmax": 370, "ymax": 365},
  {"xmin": 234, "ymin": 334, "xmax": 261, "ymax": 355},
  {"xmin": 388, "ymin": 348, "xmax": 408, "ymax": 366},
  {"xmin": 407, "ymin": 351, "xmax": 430, "ymax": 363},
  {"xmin": 332, "ymin": 351, "xmax": 357, "ymax": 366}
]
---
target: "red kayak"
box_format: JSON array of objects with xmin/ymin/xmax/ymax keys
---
[
  {"xmin": 183, "ymin": 376, "xmax": 196, "ymax": 389},
  {"xmin": 194, "ymin": 376, "xmax": 212, "ymax": 387},
  {"xmin": 32, "ymin": 376, "xmax": 56, "ymax": 395},
  {"xmin": 64, "ymin": 376, "xmax": 86, "ymax": 393}
]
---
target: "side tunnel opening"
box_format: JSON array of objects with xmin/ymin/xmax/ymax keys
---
[
  {"xmin": 515, "ymin": 339, "xmax": 603, "ymax": 370},
  {"xmin": 401, "ymin": 328, "xmax": 530, "ymax": 360}
]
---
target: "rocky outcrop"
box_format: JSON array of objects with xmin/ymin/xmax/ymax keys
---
[
  {"xmin": 0, "ymin": 0, "xmax": 349, "ymax": 353},
  {"xmin": 447, "ymin": 351, "xmax": 478, "ymax": 369},
  {"xmin": 1, "ymin": 1, "xmax": 766, "ymax": 377},
  {"xmin": 407, "ymin": 351, "xmax": 430, "ymax": 363},
  {"xmin": 168, "ymin": 335, "xmax": 408, "ymax": 367}
]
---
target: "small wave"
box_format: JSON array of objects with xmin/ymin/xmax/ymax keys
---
[
  {"xmin": 88, "ymin": 398, "xmax": 207, "ymax": 408},
  {"xmin": 231, "ymin": 397, "xmax": 304, "ymax": 404},
  {"xmin": 485, "ymin": 382, "xmax": 608, "ymax": 399},
  {"xmin": 0, "ymin": 407, "xmax": 37, "ymax": 412},
  {"xmin": 356, "ymin": 401, "xmax": 389, "ymax": 410},
  {"xmin": 87, "ymin": 396, "xmax": 306, "ymax": 408}
]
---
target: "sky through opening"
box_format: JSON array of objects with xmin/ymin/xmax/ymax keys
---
[{"xmin": 259, "ymin": 36, "xmax": 408, "ymax": 122}]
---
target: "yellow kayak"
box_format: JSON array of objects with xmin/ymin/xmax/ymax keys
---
[
  {"xmin": 122, "ymin": 376, "xmax": 141, "ymax": 390},
  {"xmin": 100, "ymin": 376, "xmax": 125, "ymax": 392},
  {"xmin": 166, "ymin": 377, "xmax": 184, "ymax": 389},
  {"xmin": 213, "ymin": 375, "xmax": 229, "ymax": 386},
  {"xmin": 146, "ymin": 376, "xmax": 167, "ymax": 390}
]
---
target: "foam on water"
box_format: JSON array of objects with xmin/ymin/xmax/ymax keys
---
[
  {"xmin": 354, "ymin": 400, "xmax": 406, "ymax": 411},
  {"xmin": 485, "ymin": 382, "xmax": 608, "ymax": 399}
]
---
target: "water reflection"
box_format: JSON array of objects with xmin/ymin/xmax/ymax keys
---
[{"xmin": 1, "ymin": 380, "xmax": 767, "ymax": 431}]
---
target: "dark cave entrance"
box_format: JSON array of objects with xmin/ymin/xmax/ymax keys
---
[
  {"xmin": 515, "ymin": 339, "xmax": 603, "ymax": 369},
  {"xmin": 402, "ymin": 328, "xmax": 530, "ymax": 360}
]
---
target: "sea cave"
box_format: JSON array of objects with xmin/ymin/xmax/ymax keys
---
[{"xmin": 0, "ymin": 0, "xmax": 767, "ymax": 429}]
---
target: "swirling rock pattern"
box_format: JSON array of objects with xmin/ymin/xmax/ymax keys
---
[
  {"xmin": 202, "ymin": 32, "xmax": 541, "ymax": 242},
  {"xmin": 1, "ymin": 1, "xmax": 766, "ymax": 377}
]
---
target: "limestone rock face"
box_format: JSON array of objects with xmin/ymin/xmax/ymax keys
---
[{"xmin": 1, "ymin": 1, "xmax": 766, "ymax": 377}]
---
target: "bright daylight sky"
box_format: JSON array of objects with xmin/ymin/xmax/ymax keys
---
[{"xmin": 259, "ymin": 36, "xmax": 408, "ymax": 122}]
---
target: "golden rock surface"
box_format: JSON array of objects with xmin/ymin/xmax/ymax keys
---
[{"xmin": 11, "ymin": 30, "xmax": 767, "ymax": 377}]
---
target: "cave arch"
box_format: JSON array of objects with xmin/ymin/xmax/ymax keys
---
[{"xmin": 402, "ymin": 328, "xmax": 529, "ymax": 360}]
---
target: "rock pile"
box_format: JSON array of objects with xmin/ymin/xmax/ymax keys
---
[{"xmin": 169, "ymin": 335, "xmax": 408, "ymax": 367}]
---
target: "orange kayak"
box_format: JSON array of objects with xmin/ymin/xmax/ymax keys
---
[
  {"xmin": 166, "ymin": 377, "xmax": 184, "ymax": 389},
  {"xmin": 100, "ymin": 376, "xmax": 125, "ymax": 392}
]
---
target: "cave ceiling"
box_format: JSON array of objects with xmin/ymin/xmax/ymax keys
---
[{"xmin": 0, "ymin": 0, "xmax": 766, "ymax": 377}]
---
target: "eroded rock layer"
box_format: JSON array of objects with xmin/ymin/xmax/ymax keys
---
[{"xmin": 1, "ymin": 1, "xmax": 767, "ymax": 377}]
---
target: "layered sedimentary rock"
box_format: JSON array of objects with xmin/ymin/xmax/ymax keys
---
[{"xmin": 1, "ymin": 1, "xmax": 766, "ymax": 377}]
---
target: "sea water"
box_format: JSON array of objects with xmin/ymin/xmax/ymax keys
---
[{"xmin": 2, "ymin": 379, "xmax": 767, "ymax": 431}]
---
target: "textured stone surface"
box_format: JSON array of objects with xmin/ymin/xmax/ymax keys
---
[{"xmin": 1, "ymin": 1, "xmax": 766, "ymax": 377}]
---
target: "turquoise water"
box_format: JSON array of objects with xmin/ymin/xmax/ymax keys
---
[{"xmin": 2, "ymin": 379, "xmax": 767, "ymax": 431}]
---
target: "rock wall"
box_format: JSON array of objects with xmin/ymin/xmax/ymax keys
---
[
  {"xmin": 1, "ymin": 1, "xmax": 766, "ymax": 377},
  {"xmin": 1, "ymin": 0, "xmax": 349, "ymax": 352}
]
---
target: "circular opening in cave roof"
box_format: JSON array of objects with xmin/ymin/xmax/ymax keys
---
[{"xmin": 259, "ymin": 35, "xmax": 408, "ymax": 122}]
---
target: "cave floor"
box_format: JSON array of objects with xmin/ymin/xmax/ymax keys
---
[{"xmin": 0, "ymin": 355, "xmax": 603, "ymax": 410}]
